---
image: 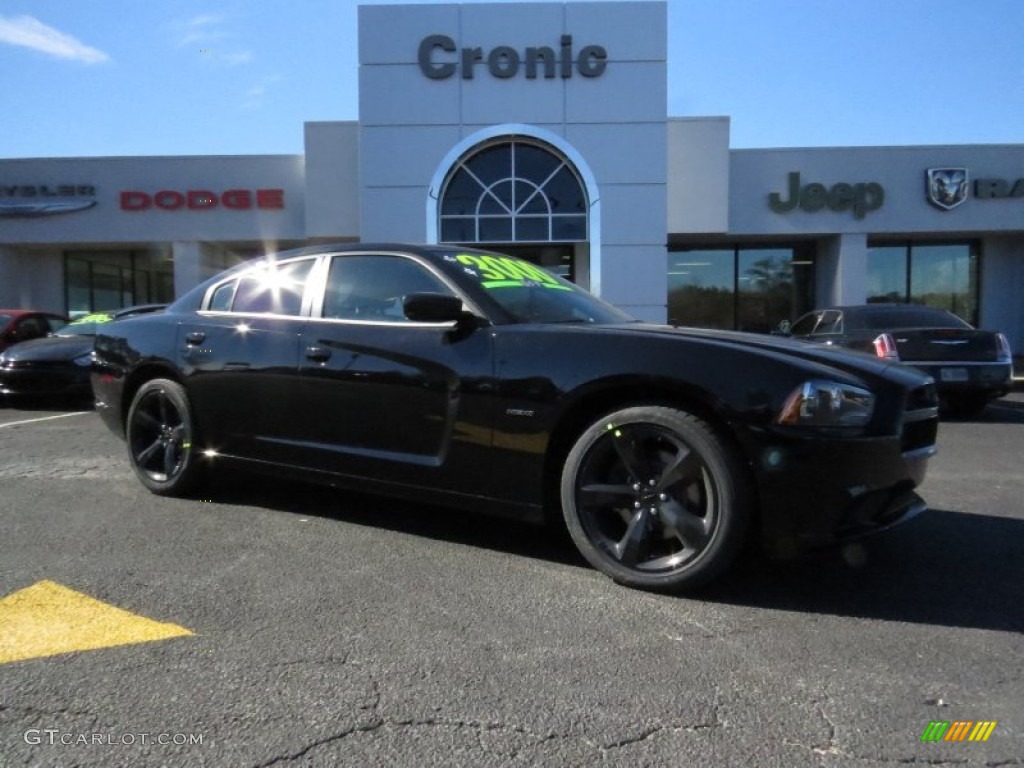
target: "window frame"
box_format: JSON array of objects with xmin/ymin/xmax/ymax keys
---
[
  {"xmin": 315, "ymin": 252, "xmax": 461, "ymax": 326},
  {"xmin": 439, "ymin": 138, "xmax": 589, "ymax": 245},
  {"xmin": 200, "ymin": 255, "xmax": 318, "ymax": 318}
]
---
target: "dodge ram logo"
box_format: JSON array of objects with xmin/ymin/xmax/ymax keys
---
[{"xmin": 926, "ymin": 168, "xmax": 969, "ymax": 211}]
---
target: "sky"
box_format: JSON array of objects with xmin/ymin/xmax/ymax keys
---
[{"xmin": 2, "ymin": 0, "xmax": 1023, "ymax": 159}]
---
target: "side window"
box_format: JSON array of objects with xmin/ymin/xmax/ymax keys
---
[
  {"xmin": 15, "ymin": 316, "xmax": 47, "ymax": 341},
  {"xmin": 222, "ymin": 258, "xmax": 314, "ymax": 316},
  {"xmin": 814, "ymin": 310, "xmax": 843, "ymax": 336},
  {"xmin": 789, "ymin": 312, "xmax": 820, "ymax": 336},
  {"xmin": 322, "ymin": 254, "xmax": 454, "ymax": 322},
  {"xmin": 45, "ymin": 316, "xmax": 68, "ymax": 333},
  {"xmin": 209, "ymin": 281, "xmax": 237, "ymax": 311}
]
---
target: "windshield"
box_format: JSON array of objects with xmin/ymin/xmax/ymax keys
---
[
  {"xmin": 58, "ymin": 313, "xmax": 113, "ymax": 337},
  {"xmin": 444, "ymin": 251, "xmax": 634, "ymax": 324}
]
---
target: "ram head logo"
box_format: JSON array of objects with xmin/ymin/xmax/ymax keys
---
[{"xmin": 926, "ymin": 168, "xmax": 969, "ymax": 211}]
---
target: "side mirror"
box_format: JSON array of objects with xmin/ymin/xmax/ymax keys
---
[{"xmin": 403, "ymin": 293, "xmax": 467, "ymax": 323}]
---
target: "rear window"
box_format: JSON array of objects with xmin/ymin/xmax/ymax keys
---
[
  {"xmin": 855, "ymin": 307, "xmax": 970, "ymax": 331},
  {"xmin": 206, "ymin": 257, "xmax": 315, "ymax": 316}
]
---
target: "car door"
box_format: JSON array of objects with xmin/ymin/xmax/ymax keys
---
[
  {"xmin": 180, "ymin": 257, "xmax": 316, "ymax": 462},
  {"xmin": 290, "ymin": 251, "xmax": 495, "ymax": 493}
]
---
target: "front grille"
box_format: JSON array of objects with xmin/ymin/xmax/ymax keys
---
[{"xmin": 901, "ymin": 383, "xmax": 939, "ymax": 453}]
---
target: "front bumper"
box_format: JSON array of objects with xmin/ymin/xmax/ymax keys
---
[
  {"xmin": 751, "ymin": 428, "xmax": 936, "ymax": 559},
  {"xmin": 0, "ymin": 362, "xmax": 91, "ymax": 397}
]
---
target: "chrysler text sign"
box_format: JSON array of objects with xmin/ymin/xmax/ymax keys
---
[
  {"xmin": 0, "ymin": 184, "xmax": 97, "ymax": 217},
  {"xmin": 418, "ymin": 34, "xmax": 608, "ymax": 80},
  {"xmin": 769, "ymin": 172, "xmax": 884, "ymax": 219},
  {"xmin": 120, "ymin": 189, "xmax": 284, "ymax": 211}
]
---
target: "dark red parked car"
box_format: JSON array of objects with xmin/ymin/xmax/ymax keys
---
[{"xmin": 0, "ymin": 310, "xmax": 69, "ymax": 353}]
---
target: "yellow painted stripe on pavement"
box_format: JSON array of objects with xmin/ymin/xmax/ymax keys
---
[{"xmin": 0, "ymin": 580, "xmax": 192, "ymax": 665}]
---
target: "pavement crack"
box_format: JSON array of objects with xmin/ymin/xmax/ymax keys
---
[
  {"xmin": 0, "ymin": 703, "xmax": 98, "ymax": 720},
  {"xmin": 251, "ymin": 720, "xmax": 387, "ymax": 767},
  {"xmin": 269, "ymin": 653, "xmax": 351, "ymax": 668},
  {"xmin": 251, "ymin": 717, "xmax": 564, "ymax": 766},
  {"xmin": 783, "ymin": 696, "xmax": 842, "ymax": 757},
  {"xmin": 588, "ymin": 714, "xmax": 724, "ymax": 754}
]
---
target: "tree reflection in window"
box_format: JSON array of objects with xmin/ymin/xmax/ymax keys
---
[{"xmin": 440, "ymin": 140, "xmax": 588, "ymax": 244}]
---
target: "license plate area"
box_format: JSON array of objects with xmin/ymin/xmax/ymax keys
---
[{"xmin": 940, "ymin": 367, "xmax": 969, "ymax": 382}]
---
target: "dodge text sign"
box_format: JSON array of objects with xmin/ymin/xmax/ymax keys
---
[{"xmin": 120, "ymin": 189, "xmax": 284, "ymax": 211}]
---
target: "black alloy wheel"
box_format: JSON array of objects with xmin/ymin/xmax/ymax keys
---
[
  {"xmin": 126, "ymin": 378, "xmax": 200, "ymax": 496},
  {"xmin": 561, "ymin": 406, "xmax": 749, "ymax": 592}
]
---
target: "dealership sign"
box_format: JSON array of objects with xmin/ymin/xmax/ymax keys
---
[
  {"xmin": 418, "ymin": 34, "xmax": 607, "ymax": 80},
  {"xmin": 0, "ymin": 184, "xmax": 97, "ymax": 217},
  {"xmin": 769, "ymin": 172, "xmax": 884, "ymax": 219},
  {"xmin": 925, "ymin": 168, "xmax": 968, "ymax": 210},
  {"xmin": 926, "ymin": 167, "xmax": 1024, "ymax": 211},
  {"xmin": 120, "ymin": 189, "xmax": 284, "ymax": 211}
]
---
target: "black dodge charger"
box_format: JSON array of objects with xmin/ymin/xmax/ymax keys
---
[{"xmin": 92, "ymin": 244, "xmax": 939, "ymax": 591}]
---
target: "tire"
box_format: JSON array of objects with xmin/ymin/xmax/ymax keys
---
[
  {"xmin": 560, "ymin": 406, "xmax": 750, "ymax": 592},
  {"xmin": 125, "ymin": 378, "xmax": 201, "ymax": 496}
]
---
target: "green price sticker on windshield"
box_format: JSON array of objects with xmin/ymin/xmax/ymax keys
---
[{"xmin": 456, "ymin": 254, "xmax": 571, "ymax": 291}]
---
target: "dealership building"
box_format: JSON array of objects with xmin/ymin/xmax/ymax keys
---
[{"xmin": 1, "ymin": 1, "xmax": 1023, "ymax": 358}]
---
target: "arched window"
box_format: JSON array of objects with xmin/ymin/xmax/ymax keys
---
[{"xmin": 439, "ymin": 139, "xmax": 588, "ymax": 244}]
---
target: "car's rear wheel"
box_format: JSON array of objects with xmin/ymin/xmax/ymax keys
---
[
  {"xmin": 126, "ymin": 378, "xmax": 200, "ymax": 496},
  {"xmin": 561, "ymin": 406, "xmax": 750, "ymax": 592}
]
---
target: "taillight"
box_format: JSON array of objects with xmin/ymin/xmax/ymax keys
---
[
  {"xmin": 873, "ymin": 333, "xmax": 900, "ymax": 360},
  {"xmin": 995, "ymin": 332, "xmax": 1012, "ymax": 364}
]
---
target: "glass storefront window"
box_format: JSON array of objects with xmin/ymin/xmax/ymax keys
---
[
  {"xmin": 667, "ymin": 249, "xmax": 734, "ymax": 330},
  {"xmin": 866, "ymin": 246, "xmax": 907, "ymax": 304},
  {"xmin": 64, "ymin": 251, "xmax": 174, "ymax": 317},
  {"xmin": 668, "ymin": 246, "xmax": 814, "ymax": 331},
  {"xmin": 867, "ymin": 242, "xmax": 978, "ymax": 325}
]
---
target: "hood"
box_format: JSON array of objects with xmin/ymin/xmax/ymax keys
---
[
  {"xmin": 0, "ymin": 334, "xmax": 93, "ymax": 362},
  {"xmin": 591, "ymin": 322, "xmax": 922, "ymax": 382}
]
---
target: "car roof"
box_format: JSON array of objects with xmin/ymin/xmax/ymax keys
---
[
  {"xmin": 832, "ymin": 304, "xmax": 950, "ymax": 314},
  {"xmin": 168, "ymin": 243, "xmax": 499, "ymax": 313},
  {"xmin": 0, "ymin": 309, "xmax": 66, "ymax": 317}
]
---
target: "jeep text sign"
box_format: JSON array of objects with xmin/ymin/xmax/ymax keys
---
[{"xmin": 769, "ymin": 172, "xmax": 884, "ymax": 219}]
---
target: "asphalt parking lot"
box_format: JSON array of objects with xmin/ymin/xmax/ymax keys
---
[{"xmin": 1, "ymin": 393, "xmax": 1022, "ymax": 767}]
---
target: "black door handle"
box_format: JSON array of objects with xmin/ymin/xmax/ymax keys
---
[
  {"xmin": 185, "ymin": 331, "xmax": 206, "ymax": 345},
  {"xmin": 306, "ymin": 345, "xmax": 331, "ymax": 363}
]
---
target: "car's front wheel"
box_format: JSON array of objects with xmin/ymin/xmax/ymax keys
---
[
  {"xmin": 561, "ymin": 406, "xmax": 750, "ymax": 592},
  {"xmin": 126, "ymin": 378, "xmax": 201, "ymax": 496}
]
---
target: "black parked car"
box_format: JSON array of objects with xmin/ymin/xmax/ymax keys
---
[
  {"xmin": 782, "ymin": 304, "xmax": 1013, "ymax": 415},
  {"xmin": 92, "ymin": 244, "xmax": 939, "ymax": 591},
  {"xmin": 0, "ymin": 306, "xmax": 165, "ymax": 403}
]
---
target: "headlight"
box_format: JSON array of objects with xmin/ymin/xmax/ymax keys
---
[
  {"xmin": 72, "ymin": 352, "xmax": 93, "ymax": 367},
  {"xmin": 776, "ymin": 380, "xmax": 875, "ymax": 427}
]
